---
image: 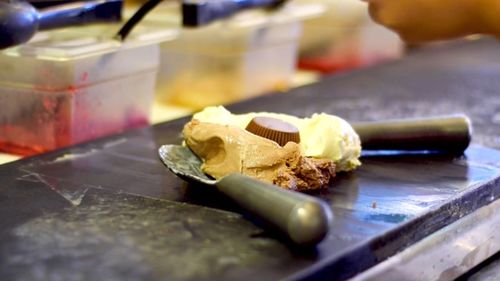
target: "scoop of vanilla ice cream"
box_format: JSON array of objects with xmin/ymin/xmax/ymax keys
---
[
  {"xmin": 192, "ymin": 106, "xmax": 361, "ymax": 171},
  {"xmin": 299, "ymin": 113, "xmax": 361, "ymax": 171}
]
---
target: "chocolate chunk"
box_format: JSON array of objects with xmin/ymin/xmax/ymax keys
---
[{"xmin": 245, "ymin": 116, "xmax": 300, "ymax": 146}]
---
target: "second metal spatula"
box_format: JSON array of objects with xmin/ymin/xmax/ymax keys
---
[
  {"xmin": 0, "ymin": 0, "xmax": 122, "ymax": 49},
  {"xmin": 352, "ymin": 114, "xmax": 472, "ymax": 154}
]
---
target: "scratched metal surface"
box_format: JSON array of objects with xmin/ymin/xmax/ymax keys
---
[{"xmin": 0, "ymin": 38, "xmax": 499, "ymax": 281}]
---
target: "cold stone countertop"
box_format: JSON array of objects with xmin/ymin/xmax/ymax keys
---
[{"xmin": 0, "ymin": 38, "xmax": 499, "ymax": 281}]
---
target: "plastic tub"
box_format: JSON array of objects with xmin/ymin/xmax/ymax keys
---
[
  {"xmin": 0, "ymin": 25, "xmax": 176, "ymax": 156},
  {"xmin": 297, "ymin": 0, "xmax": 403, "ymax": 73},
  {"xmin": 149, "ymin": 3, "xmax": 322, "ymax": 109}
]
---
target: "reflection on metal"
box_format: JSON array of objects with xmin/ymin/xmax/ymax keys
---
[{"xmin": 349, "ymin": 199, "xmax": 500, "ymax": 281}]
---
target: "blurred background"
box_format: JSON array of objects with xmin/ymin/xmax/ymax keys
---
[{"xmin": 0, "ymin": 0, "xmax": 405, "ymax": 160}]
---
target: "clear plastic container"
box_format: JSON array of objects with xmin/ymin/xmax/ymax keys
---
[
  {"xmin": 149, "ymin": 3, "xmax": 322, "ymax": 109},
  {"xmin": 0, "ymin": 25, "xmax": 176, "ymax": 156},
  {"xmin": 297, "ymin": 0, "xmax": 403, "ymax": 73}
]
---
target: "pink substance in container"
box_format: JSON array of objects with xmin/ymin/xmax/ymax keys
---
[
  {"xmin": 0, "ymin": 78, "xmax": 152, "ymax": 156},
  {"xmin": 0, "ymin": 27, "xmax": 165, "ymax": 156}
]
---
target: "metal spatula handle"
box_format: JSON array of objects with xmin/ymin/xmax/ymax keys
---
[
  {"xmin": 38, "ymin": 0, "xmax": 122, "ymax": 30},
  {"xmin": 217, "ymin": 173, "xmax": 332, "ymax": 246},
  {"xmin": 0, "ymin": 0, "xmax": 122, "ymax": 49},
  {"xmin": 182, "ymin": 0, "xmax": 285, "ymax": 27},
  {"xmin": 352, "ymin": 114, "xmax": 472, "ymax": 153}
]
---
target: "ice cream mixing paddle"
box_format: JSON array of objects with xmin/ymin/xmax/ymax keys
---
[
  {"xmin": 158, "ymin": 144, "xmax": 332, "ymax": 247},
  {"xmin": 0, "ymin": 0, "xmax": 122, "ymax": 49}
]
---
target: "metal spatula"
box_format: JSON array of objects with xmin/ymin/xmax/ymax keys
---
[
  {"xmin": 0, "ymin": 0, "xmax": 122, "ymax": 49},
  {"xmin": 158, "ymin": 144, "xmax": 333, "ymax": 247}
]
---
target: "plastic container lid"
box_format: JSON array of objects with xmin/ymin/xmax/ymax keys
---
[{"xmin": 0, "ymin": 24, "xmax": 178, "ymax": 89}]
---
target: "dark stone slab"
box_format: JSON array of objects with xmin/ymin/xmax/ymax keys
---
[{"xmin": 0, "ymin": 38, "xmax": 499, "ymax": 281}]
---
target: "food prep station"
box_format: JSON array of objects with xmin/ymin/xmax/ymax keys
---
[{"xmin": 0, "ymin": 1, "xmax": 499, "ymax": 280}]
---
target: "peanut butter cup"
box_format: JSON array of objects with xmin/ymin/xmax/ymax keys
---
[{"xmin": 245, "ymin": 116, "xmax": 300, "ymax": 146}]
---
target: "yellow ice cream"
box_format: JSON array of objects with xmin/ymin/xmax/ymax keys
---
[{"xmin": 192, "ymin": 106, "xmax": 361, "ymax": 171}]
